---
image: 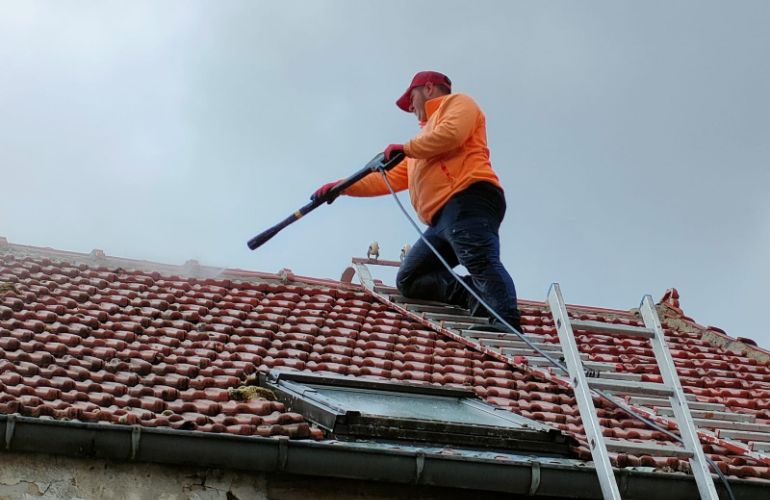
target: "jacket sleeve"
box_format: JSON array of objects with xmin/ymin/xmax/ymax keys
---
[
  {"xmin": 404, "ymin": 94, "xmax": 479, "ymax": 159},
  {"xmin": 343, "ymin": 158, "xmax": 409, "ymax": 197}
]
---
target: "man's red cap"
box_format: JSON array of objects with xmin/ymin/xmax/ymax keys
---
[{"xmin": 396, "ymin": 71, "xmax": 452, "ymax": 112}]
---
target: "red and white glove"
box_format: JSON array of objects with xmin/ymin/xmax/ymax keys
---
[
  {"xmin": 311, "ymin": 180, "xmax": 342, "ymax": 204},
  {"xmin": 384, "ymin": 144, "xmax": 405, "ymax": 162}
]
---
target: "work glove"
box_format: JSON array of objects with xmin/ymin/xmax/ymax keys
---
[
  {"xmin": 384, "ymin": 144, "xmax": 405, "ymax": 162},
  {"xmin": 311, "ymin": 180, "xmax": 342, "ymax": 204}
]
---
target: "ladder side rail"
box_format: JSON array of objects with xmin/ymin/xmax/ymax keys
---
[
  {"xmin": 548, "ymin": 284, "xmax": 622, "ymax": 500},
  {"xmin": 353, "ymin": 261, "xmax": 376, "ymax": 292},
  {"xmin": 640, "ymin": 295, "xmax": 720, "ymax": 500}
]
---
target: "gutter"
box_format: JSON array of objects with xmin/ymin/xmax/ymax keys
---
[{"xmin": 1, "ymin": 414, "xmax": 763, "ymax": 499}]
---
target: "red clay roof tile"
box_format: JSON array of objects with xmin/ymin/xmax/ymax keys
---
[{"xmin": 2, "ymin": 245, "xmax": 770, "ymax": 481}]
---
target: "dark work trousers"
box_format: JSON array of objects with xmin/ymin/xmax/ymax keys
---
[{"xmin": 396, "ymin": 182, "xmax": 521, "ymax": 328}]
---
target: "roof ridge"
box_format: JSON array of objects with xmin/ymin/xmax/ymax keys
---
[
  {"xmin": 0, "ymin": 237, "xmax": 357, "ymax": 291},
  {"xmin": 656, "ymin": 302, "xmax": 770, "ymax": 362}
]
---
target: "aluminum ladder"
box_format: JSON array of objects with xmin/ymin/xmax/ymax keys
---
[{"xmin": 547, "ymin": 283, "xmax": 719, "ymax": 500}]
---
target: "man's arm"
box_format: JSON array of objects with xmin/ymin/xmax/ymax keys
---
[
  {"xmin": 404, "ymin": 94, "xmax": 480, "ymax": 159},
  {"xmin": 343, "ymin": 158, "xmax": 409, "ymax": 197}
]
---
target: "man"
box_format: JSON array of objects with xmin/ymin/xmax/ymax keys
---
[{"xmin": 313, "ymin": 71, "xmax": 521, "ymax": 333}]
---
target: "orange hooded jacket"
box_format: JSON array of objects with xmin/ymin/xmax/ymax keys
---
[{"xmin": 343, "ymin": 93, "xmax": 503, "ymax": 225}]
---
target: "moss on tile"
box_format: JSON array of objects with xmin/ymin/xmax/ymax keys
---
[{"xmin": 228, "ymin": 386, "xmax": 276, "ymax": 402}]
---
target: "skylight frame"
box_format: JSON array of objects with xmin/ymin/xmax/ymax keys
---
[{"xmin": 260, "ymin": 370, "xmax": 572, "ymax": 456}]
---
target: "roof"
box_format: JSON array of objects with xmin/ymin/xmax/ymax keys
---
[{"xmin": 1, "ymin": 237, "xmax": 770, "ymax": 488}]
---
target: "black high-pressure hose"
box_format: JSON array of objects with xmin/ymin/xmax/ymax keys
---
[{"xmin": 376, "ymin": 166, "xmax": 736, "ymax": 500}]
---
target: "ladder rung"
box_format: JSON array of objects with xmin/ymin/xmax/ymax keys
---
[
  {"xmin": 582, "ymin": 360, "xmax": 621, "ymax": 372},
  {"xmin": 460, "ymin": 330, "xmax": 521, "ymax": 341},
  {"xmin": 471, "ymin": 333, "xmax": 558, "ymax": 346},
  {"xmin": 482, "ymin": 338, "xmax": 559, "ymax": 350},
  {"xmin": 406, "ymin": 304, "xmax": 468, "ymax": 315},
  {"xmin": 463, "ymin": 328, "xmax": 550, "ymax": 342},
  {"xmin": 374, "ymin": 285, "xmax": 399, "ymax": 294},
  {"xmin": 500, "ymin": 345, "xmax": 564, "ymax": 356},
  {"xmin": 677, "ymin": 401, "xmax": 728, "ymax": 411},
  {"xmin": 588, "ymin": 378, "xmax": 674, "ymax": 397},
  {"xmin": 426, "ymin": 313, "xmax": 489, "ymax": 324},
  {"xmin": 513, "ymin": 332, "xmax": 551, "ymax": 343},
  {"xmin": 604, "ymin": 438, "xmax": 694, "ymax": 458},
  {"xmin": 628, "ymin": 393, "xmax": 697, "ymax": 404},
  {"xmin": 388, "ymin": 295, "xmax": 448, "ymax": 307},
  {"xmin": 465, "ymin": 333, "xmax": 565, "ymax": 354},
  {"xmin": 718, "ymin": 429, "xmax": 770, "ymax": 441},
  {"xmin": 693, "ymin": 418, "xmax": 770, "ymax": 433},
  {"xmin": 596, "ymin": 371, "xmax": 644, "ymax": 381},
  {"xmin": 353, "ymin": 257, "xmax": 401, "ymax": 268},
  {"xmin": 628, "ymin": 396, "xmax": 724, "ymax": 411},
  {"xmin": 525, "ymin": 357, "xmax": 618, "ymax": 371},
  {"xmin": 570, "ymin": 319, "xmax": 655, "ymax": 338},
  {"xmin": 527, "ymin": 356, "xmax": 567, "ymax": 368},
  {"xmin": 658, "ymin": 408, "xmax": 755, "ymax": 422},
  {"xmin": 444, "ymin": 322, "xmax": 491, "ymax": 331}
]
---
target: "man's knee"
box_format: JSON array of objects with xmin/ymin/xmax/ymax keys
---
[
  {"xmin": 396, "ymin": 270, "xmax": 413, "ymax": 297},
  {"xmin": 396, "ymin": 269, "xmax": 436, "ymax": 300}
]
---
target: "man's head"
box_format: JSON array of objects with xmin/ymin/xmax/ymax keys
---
[{"xmin": 396, "ymin": 71, "xmax": 452, "ymax": 122}]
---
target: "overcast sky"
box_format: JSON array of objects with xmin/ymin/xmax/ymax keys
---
[{"xmin": 1, "ymin": 1, "xmax": 769, "ymax": 348}]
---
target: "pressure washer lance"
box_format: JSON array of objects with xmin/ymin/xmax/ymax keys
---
[{"xmin": 246, "ymin": 151, "xmax": 405, "ymax": 251}]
